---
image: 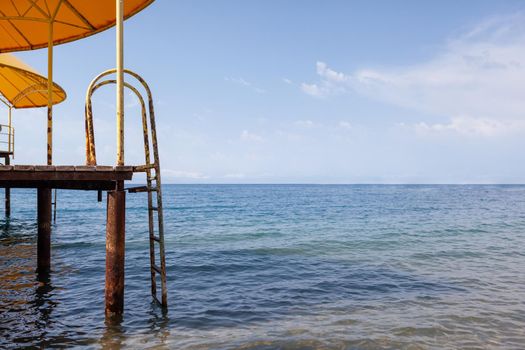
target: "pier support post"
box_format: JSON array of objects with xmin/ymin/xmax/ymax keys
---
[
  {"xmin": 105, "ymin": 182, "xmax": 126, "ymax": 316},
  {"xmin": 37, "ymin": 187, "xmax": 52, "ymax": 273},
  {"xmin": 3, "ymin": 155, "xmax": 9, "ymax": 218},
  {"xmin": 5, "ymin": 187, "xmax": 10, "ymax": 218}
]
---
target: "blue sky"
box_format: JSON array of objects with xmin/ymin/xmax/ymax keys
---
[{"xmin": 6, "ymin": 0, "xmax": 525, "ymax": 183}]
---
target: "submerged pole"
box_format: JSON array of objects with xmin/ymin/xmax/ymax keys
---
[
  {"xmin": 4, "ymin": 155, "xmax": 9, "ymax": 218},
  {"xmin": 116, "ymin": 0, "xmax": 124, "ymax": 166},
  {"xmin": 4, "ymin": 187, "xmax": 10, "ymax": 218},
  {"xmin": 105, "ymin": 182, "xmax": 126, "ymax": 316},
  {"xmin": 37, "ymin": 188, "xmax": 52, "ymax": 273}
]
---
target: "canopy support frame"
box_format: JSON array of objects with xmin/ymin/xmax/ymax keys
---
[
  {"xmin": 116, "ymin": 0, "xmax": 124, "ymax": 166},
  {"xmin": 47, "ymin": 19, "xmax": 53, "ymax": 165}
]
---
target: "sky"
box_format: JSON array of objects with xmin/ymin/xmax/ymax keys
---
[{"xmin": 4, "ymin": 0, "xmax": 525, "ymax": 183}]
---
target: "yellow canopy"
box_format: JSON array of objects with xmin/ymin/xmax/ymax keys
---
[
  {"xmin": 0, "ymin": 0, "xmax": 154, "ymax": 165},
  {"xmin": 0, "ymin": 0, "xmax": 154, "ymax": 52},
  {"xmin": 0, "ymin": 54, "xmax": 66, "ymax": 108}
]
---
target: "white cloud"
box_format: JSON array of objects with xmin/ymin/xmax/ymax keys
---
[
  {"xmin": 282, "ymin": 78, "xmax": 293, "ymax": 84},
  {"xmin": 300, "ymin": 83, "xmax": 325, "ymax": 97},
  {"xmin": 316, "ymin": 61, "xmax": 348, "ymax": 83},
  {"xmin": 302, "ymin": 14, "xmax": 525, "ymax": 136},
  {"xmin": 301, "ymin": 62, "xmax": 349, "ymax": 97},
  {"xmin": 240, "ymin": 129, "xmax": 264, "ymax": 142}
]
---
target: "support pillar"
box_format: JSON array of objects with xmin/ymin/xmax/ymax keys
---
[
  {"xmin": 5, "ymin": 187, "xmax": 10, "ymax": 218},
  {"xmin": 37, "ymin": 187, "xmax": 52, "ymax": 273},
  {"xmin": 4, "ymin": 155, "xmax": 9, "ymax": 218},
  {"xmin": 105, "ymin": 182, "xmax": 126, "ymax": 316}
]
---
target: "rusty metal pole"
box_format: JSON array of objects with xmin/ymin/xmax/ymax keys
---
[
  {"xmin": 4, "ymin": 186, "xmax": 10, "ymax": 218},
  {"xmin": 37, "ymin": 187, "xmax": 52, "ymax": 273},
  {"xmin": 105, "ymin": 181, "xmax": 126, "ymax": 316},
  {"xmin": 4, "ymin": 155, "xmax": 10, "ymax": 218}
]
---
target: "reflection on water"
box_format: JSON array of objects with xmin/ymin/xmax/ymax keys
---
[
  {"xmin": 0, "ymin": 239, "xmax": 56, "ymax": 348},
  {"xmin": 1, "ymin": 185, "xmax": 525, "ymax": 349},
  {"xmin": 100, "ymin": 319, "xmax": 125, "ymax": 350},
  {"xmin": 32, "ymin": 273, "xmax": 57, "ymax": 345}
]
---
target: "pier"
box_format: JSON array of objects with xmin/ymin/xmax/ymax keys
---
[
  {"xmin": 0, "ymin": 166, "xmax": 133, "ymax": 295},
  {"xmin": 0, "ymin": 165, "xmax": 133, "ymax": 310},
  {"xmin": 0, "ymin": 0, "xmax": 166, "ymax": 317},
  {"xmin": 0, "ymin": 163, "xmax": 166, "ymax": 315}
]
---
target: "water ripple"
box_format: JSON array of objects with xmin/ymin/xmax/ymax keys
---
[{"xmin": 1, "ymin": 185, "xmax": 525, "ymax": 349}]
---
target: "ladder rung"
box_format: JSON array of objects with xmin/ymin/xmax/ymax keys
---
[
  {"xmin": 151, "ymin": 235, "xmax": 161, "ymax": 242},
  {"xmin": 152, "ymin": 264, "xmax": 161, "ymax": 274},
  {"xmin": 150, "ymin": 206, "xmax": 158, "ymax": 211},
  {"xmin": 127, "ymin": 185, "xmax": 149, "ymax": 193},
  {"xmin": 134, "ymin": 164, "xmax": 156, "ymax": 172},
  {"xmin": 127, "ymin": 186, "xmax": 158, "ymax": 193}
]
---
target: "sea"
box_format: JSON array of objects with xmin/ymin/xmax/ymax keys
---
[{"xmin": 1, "ymin": 184, "xmax": 524, "ymax": 349}]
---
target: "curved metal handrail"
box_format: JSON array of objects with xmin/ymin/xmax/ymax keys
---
[
  {"xmin": 84, "ymin": 68, "xmax": 158, "ymax": 168},
  {"xmin": 86, "ymin": 79, "xmax": 151, "ymax": 167}
]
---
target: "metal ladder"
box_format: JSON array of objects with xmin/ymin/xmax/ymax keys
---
[
  {"xmin": 130, "ymin": 161, "xmax": 167, "ymax": 307},
  {"xmin": 85, "ymin": 69, "xmax": 167, "ymax": 307}
]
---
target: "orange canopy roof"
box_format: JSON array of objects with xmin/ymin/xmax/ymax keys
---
[
  {"xmin": 0, "ymin": 53, "xmax": 66, "ymax": 108},
  {"xmin": 0, "ymin": 0, "xmax": 154, "ymax": 52}
]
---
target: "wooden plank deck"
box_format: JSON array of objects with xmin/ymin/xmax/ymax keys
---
[{"xmin": 0, "ymin": 165, "xmax": 134, "ymax": 190}]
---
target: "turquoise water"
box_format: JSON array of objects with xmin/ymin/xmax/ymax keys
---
[{"xmin": 1, "ymin": 185, "xmax": 524, "ymax": 349}]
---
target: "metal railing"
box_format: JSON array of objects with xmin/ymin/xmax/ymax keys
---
[
  {"xmin": 0, "ymin": 123, "xmax": 14, "ymax": 156},
  {"xmin": 84, "ymin": 69, "xmax": 167, "ymax": 308}
]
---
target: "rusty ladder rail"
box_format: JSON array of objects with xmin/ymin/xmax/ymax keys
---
[{"xmin": 84, "ymin": 69, "xmax": 167, "ymax": 307}]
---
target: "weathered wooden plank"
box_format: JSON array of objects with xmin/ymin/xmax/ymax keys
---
[
  {"xmin": 0, "ymin": 165, "xmax": 134, "ymax": 191},
  {"xmin": 95, "ymin": 166, "xmax": 115, "ymax": 172},
  {"xmin": 0, "ymin": 171, "xmax": 133, "ymax": 182},
  {"xmin": 0, "ymin": 180, "xmax": 119, "ymax": 190},
  {"xmin": 35, "ymin": 166, "xmax": 56, "ymax": 171},
  {"xmin": 55, "ymin": 166, "xmax": 75, "ymax": 171},
  {"xmin": 13, "ymin": 165, "xmax": 35, "ymax": 171},
  {"xmin": 75, "ymin": 166, "xmax": 96, "ymax": 171},
  {"xmin": 115, "ymin": 166, "xmax": 133, "ymax": 172}
]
